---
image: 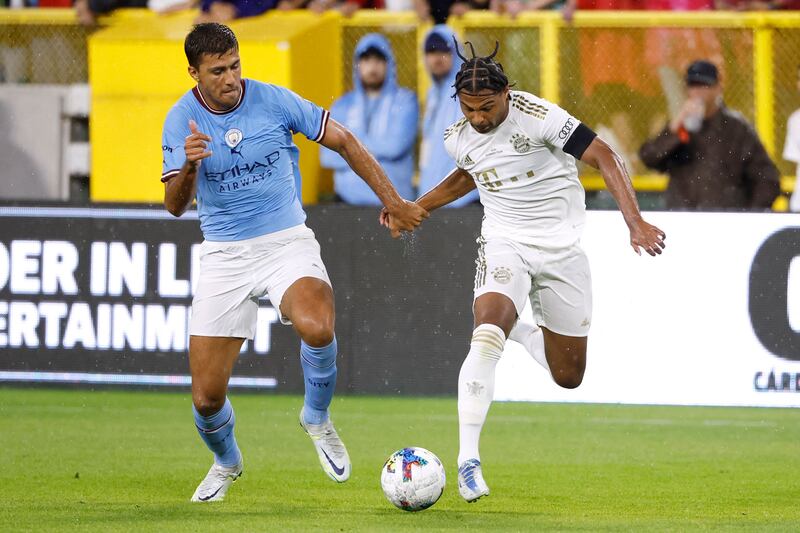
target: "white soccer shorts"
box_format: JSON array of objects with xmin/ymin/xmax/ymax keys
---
[
  {"xmin": 190, "ymin": 224, "xmax": 331, "ymax": 339},
  {"xmin": 473, "ymin": 235, "xmax": 592, "ymax": 337}
]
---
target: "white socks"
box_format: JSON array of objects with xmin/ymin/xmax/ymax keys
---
[
  {"xmin": 457, "ymin": 323, "xmax": 506, "ymax": 465},
  {"xmin": 508, "ymin": 320, "xmax": 550, "ymax": 374}
]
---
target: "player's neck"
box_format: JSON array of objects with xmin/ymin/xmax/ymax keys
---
[{"xmin": 197, "ymin": 84, "xmax": 234, "ymax": 112}]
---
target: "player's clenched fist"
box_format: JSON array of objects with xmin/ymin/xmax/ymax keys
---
[{"xmin": 185, "ymin": 119, "xmax": 213, "ymax": 166}]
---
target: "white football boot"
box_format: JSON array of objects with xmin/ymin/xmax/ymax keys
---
[
  {"xmin": 190, "ymin": 462, "xmax": 243, "ymax": 502},
  {"xmin": 458, "ymin": 458, "xmax": 490, "ymax": 502},
  {"xmin": 299, "ymin": 411, "xmax": 351, "ymax": 483}
]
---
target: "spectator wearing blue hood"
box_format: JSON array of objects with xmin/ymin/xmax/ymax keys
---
[
  {"xmin": 418, "ymin": 26, "xmax": 479, "ymax": 207},
  {"xmin": 321, "ymin": 34, "xmax": 418, "ymax": 205}
]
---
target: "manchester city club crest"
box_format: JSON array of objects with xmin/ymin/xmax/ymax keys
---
[
  {"xmin": 224, "ymin": 128, "xmax": 243, "ymax": 148},
  {"xmin": 510, "ymin": 133, "xmax": 534, "ymax": 154}
]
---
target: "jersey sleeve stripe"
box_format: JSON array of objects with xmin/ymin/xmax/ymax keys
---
[
  {"xmin": 313, "ymin": 109, "xmax": 330, "ymax": 143},
  {"xmin": 161, "ymin": 169, "xmax": 180, "ymax": 183}
]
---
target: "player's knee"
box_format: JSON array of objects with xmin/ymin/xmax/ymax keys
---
[
  {"xmin": 193, "ymin": 393, "xmax": 226, "ymax": 416},
  {"xmin": 552, "ymin": 369, "xmax": 584, "ymax": 389},
  {"xmin": 295, "ymin": 316, "xmax": 335, "ymax": 347}
]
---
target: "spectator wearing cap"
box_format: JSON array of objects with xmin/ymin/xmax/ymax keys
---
[
  {"xmin": 418, "ymin": 26, "xmax": 479, "ymax": 207},
  {"xmin": 639, "ymin": 60, "xmax": 780, "ymax": 211},
  {"xmin": 321, "ymin": 33, "xmax": 418, "ymax": 205}
]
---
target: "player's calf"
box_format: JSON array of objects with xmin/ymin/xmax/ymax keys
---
[{"xmin": 541, "ymin": 328, "xmax": 587, "ymax": 389}]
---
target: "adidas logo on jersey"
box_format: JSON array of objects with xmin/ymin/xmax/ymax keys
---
[{"xmin": 460, "ymin": 154, "xmax": 475, "ymax": 167}]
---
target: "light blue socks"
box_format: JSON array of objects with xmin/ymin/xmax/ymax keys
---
[
  {"xmin": 193, "ymin": 397, "xmax": 242, "ymax": 467},
  {"xmin": 300, "ymin": 337, "xmax": 338, "ymax": 425}
]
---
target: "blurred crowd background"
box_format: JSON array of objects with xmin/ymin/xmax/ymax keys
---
[{"xmin": 0, "ymin": 3, "xmax": 798, "ymax": 212}]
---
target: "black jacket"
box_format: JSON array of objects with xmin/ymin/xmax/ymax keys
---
[{"xmin": 639, "ymin": 106, "xmax": 780, "ymax": 210}]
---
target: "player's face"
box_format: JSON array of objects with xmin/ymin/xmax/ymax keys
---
[
  {"xmin": 425, "ymin": 51, "xmax": 453, "ymax": 82},
  {"xmin": 358, "ymin": 56, "xmax": 387, "ymax": 91},
  {"xmin": 458, "ymin": 88, "xmax": 510, "ymax": 134},
  {"xmin": 189, "ymin": 48, "xmax": 242, "ymax": 111}
]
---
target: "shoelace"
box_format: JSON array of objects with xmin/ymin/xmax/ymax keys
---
[
  {"xmin": 318, "ymin": 427, "xmax": 346, "ymax": 457},
  {"xmin": 307, "ymin": 422, "xmax": 347, "ymax": 457}
]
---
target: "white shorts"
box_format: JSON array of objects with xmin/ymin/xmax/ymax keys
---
[
  {"xmin": 473, "ymin": 235, "xmax": 592, "ymax": 337},
  {"xmin": 190, "ymin": 224, "xmax": 331, "ymax": 339}
]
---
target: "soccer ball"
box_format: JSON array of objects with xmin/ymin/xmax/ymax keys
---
[{"xmin": 380, "ymin": 447, "xmax": 446, "ymax": 512}]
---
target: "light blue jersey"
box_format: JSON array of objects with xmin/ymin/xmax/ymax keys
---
[{"xmin": 161, "ymin": 79, "xmax": 329, "ymax": 241}]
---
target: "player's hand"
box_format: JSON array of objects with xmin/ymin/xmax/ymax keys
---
[
  {"xmin": 384, "ymin": 201, "xmax": 429, "ymax": 239},
  {"xmin": 185, "ymin": 119, "xmax": 213, "ymax": 166},
  {"xmin": 628, "ymin": 218, "xmax": 666, "ymax": 257}
]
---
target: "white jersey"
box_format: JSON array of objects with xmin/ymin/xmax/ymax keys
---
[{"xmin": 444, "ymin": 91, "xmax": 586, "ymax": 249}]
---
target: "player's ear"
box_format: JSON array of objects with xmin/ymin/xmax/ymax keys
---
[{"xmin": 188, "ymin": 65, "xmax": 199, "ymax": 83}]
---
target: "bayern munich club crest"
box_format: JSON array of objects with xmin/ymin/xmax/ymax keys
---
[
  {"xmin": 224, "ymin": 128, "xmax": 243, "ymax": 148},
  {"xmin": 510, "ymin": 133, "xmax": 534, "ymax": 154}
]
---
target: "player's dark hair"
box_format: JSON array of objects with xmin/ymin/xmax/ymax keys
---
[
  {"xmin": 452, "ymin": 38, "xmax": 510, "ymax": 97},
  {"xmin": 185, "ymin": 23, "xmax": 239, "ymax": 69}
]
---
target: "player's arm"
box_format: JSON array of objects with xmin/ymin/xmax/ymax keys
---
[
  {"xmin": 320, "ymin": 118, "xmax": 428, "ymax": 233},
  {"xmin": 416, "ymin": 168, "xmax": 476, "ymax": 212},
  {"xmin": 163, "ymin": 120, "xmax": 211, "ymax": 217},
  {"xmin": 379, "ymin": 168, "xmax": 474, "ymax": 230},
  {"xmin": 580, "ymin": 136, "xmax": 666, "ymax": 257}
]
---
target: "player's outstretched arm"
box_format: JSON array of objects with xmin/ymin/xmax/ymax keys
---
[
  {"xmin": 417, "ymin": 168, "xmax": 476, "ymax": 212},
  {"xmin": 320, "ymin": 118, "xmax": 428, "ymax": 235},
  {"xmin": 379, "ymin": 168, "xmax": 475, "ymax": 232},
  {"xmin": 164, "ymin": 120, "xmax": 211, "ymax": 217},
  {"xmin": 580, "ymin": 137, "xmax": 667, "ymax": 257}
]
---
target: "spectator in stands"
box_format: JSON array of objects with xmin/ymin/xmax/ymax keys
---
[
  {"xmin": 491, "ymin": 0, "xmax": 576, "ymax": 20},
  {"xmin": 75, "ymin": 0, "xmax": 146, "ymax": 26},
  {"xmin": 714, "ymin": 0, "xmax": 800, "ymax": 8},
  {"xmin": 195, "ymin": 0, "xmax": 276, "ymax": 22},
  {"xmin": 639, "ymin": 60, "xmax": 780, "ymax": 211},
  {"xmin": 415, "ymin": 0, "xmax": 489, "ymax": 24},
  {"xmin": 306, "ymin": 0, "xmax": 412, "ymax": 16},
  {"xmin": 418, "ymin": 26, "xmax": 479, "ymax": 207},
  {"xmin": 321, "ymin": 34, "xmax": 417, "ymax": 205},
  {"xmin": 782, "ymin": 65, "xmax": 800, "ymax": 212}
]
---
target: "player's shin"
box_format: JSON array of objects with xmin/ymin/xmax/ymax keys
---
[
  {"xmin": 300, "ymin": 337, "xmax": 338, "ymax": 425},
  {"xmin": 457, "ymin": 324, "xmax": 506, "ymax": 465},
  {"xmin": 193, "ymin": 397, "xmax": 242, "ymax": 468}
]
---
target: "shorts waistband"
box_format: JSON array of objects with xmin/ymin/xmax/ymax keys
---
[{"xmin": 203, "ymin": 224, "xmax": 309, "ymax": 246}]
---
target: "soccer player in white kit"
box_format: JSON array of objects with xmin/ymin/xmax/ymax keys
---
[{"xmin": 383, "ymin": 41, "xmax": 666, "ymax": 503}]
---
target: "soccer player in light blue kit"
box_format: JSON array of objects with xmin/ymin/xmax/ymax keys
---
[{"xmin": 161, "ymin": 23, "xmax": 428, "ymax": 502}]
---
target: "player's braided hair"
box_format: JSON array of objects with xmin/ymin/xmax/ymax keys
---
[
  {"xmin": 452, "ymin": 38, "xmax": 510, "ymax": 97},
  {"xmin": 185, "ymin": 23, "xmax": 239, "ymax": 69}
]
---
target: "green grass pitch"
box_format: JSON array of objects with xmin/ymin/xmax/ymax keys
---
[{"xmin": 2, "ymin": 388, "xmax": 799, "ymax": 531}]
